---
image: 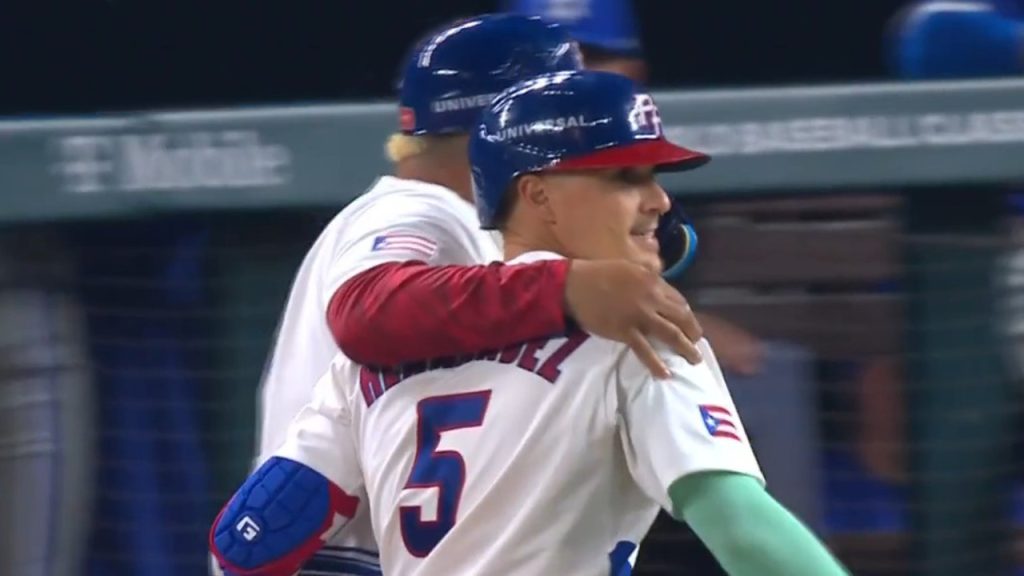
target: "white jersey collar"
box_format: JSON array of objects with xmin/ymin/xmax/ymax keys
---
[
  {"xmin": 507, "ymin": 250, "xmax": 567, "ymax": 265},
  {"xmin": 378, "ymin": 175, "xmax": 474, "ymax": 207}
]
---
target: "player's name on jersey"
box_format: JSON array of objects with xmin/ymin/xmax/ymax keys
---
[{"xmin": 359, "ymin": 330, "xmax": 590, "ymax": 407}]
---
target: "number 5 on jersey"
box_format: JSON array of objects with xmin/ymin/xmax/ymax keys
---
[{"xmin": 400, "ymin": 391, "xmax": 492, "ymax": 557}]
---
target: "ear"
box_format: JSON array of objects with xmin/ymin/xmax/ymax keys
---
[{"xmin": 517, "ymin": 174, "xmax": 557, "ymax": 224}]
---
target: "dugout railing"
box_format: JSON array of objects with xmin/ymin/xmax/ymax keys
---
[{"xmin": 1, "ymin": 77, "xmax": 1023, "ymax": 576}]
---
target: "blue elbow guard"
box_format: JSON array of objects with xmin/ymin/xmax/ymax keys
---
[{"xmin": 210, "ymin": 457, "xmax": 359, "ymax": 576}]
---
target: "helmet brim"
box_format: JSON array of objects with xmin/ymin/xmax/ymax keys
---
[{"xmin": 549, "ymin": 139, "xmax": 710, "ymax": 173}]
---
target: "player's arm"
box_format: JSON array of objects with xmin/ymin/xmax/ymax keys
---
[
  {"xmin": 889, "ymin": 1, "xmax": 1024, "ymax": 78},
  {"xmin": 617, "ymin": 343, "xmax": 849, "ymax": 576},
  {"xmin": 210, "ymin": 363, "xmax": 363, "ymax": 576},
  {"xmin": 669, "ymin": 472, "xmax": 847, "ymax": 576},
  {"xmin": 326, "ymin": 200, "xmax": 701, "ymax": 376}
]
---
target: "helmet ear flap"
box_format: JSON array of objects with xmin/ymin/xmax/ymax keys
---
[{"xmin": 657, "ymin": 201, "xmax": 698, "ymax": 281}]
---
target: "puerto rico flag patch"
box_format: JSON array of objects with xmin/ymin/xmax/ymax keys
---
[
  {"xmin": 699, "ymin": 404, "xmax": 742, "ymax": 442},
  {"xmin": 371, "ymin": 231, "xmax": 438, "ymax": 259}
]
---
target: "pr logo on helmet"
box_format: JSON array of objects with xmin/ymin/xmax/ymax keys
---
[{"xmin": 628, "ymin": 94, "xmax": 663, "ymax": 139}]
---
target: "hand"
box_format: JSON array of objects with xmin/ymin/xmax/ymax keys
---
[
  {"xmin": 564, "ymin": 259, "xmax": 703, "ymax": 378},
  {"xmin": 697, "ymin": 313, "xmax": 763, "ymax": 376}
]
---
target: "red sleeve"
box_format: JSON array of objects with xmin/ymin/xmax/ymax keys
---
[{"xmin": 328, "ymin": 260, "xmax": 570, "ymax": 366}]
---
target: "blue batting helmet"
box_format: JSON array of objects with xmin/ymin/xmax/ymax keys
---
[
  {"xmin": 469, "ymin": 70, "xmax": 709, "ymax": 277},
  {"xmin": 396, "ymin": 14, "xmax": 584, "ymax": 136}
]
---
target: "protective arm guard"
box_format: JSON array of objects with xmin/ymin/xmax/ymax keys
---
[
  {"xmin": 670, "ymin": 472, "xmax": 849, "ymax": 576},
  {"xmin": 210, "ymin": 457, "xmax": 360, "ymax": 576}
]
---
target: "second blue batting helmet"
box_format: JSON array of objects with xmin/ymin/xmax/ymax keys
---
[
  {"xmin": 396, "ymin": 14, "xmax": 584, "ymax": 136},
  {"xmin": 469, "ymin": 70, "xmax": 710, "ymax": 277}
]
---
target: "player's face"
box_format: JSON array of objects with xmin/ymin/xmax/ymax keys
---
[{"xmin": 542, "ymin": 166, "xmax": 670, "ymax": 272}]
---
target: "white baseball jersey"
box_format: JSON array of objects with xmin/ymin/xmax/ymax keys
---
[
  {"xmin": 254, "ymin": 176, "xmax": 501, "ymax": 573},
  {"xmin": 275, "ymin": 251, "xmax": 765, "ymax": 576}
]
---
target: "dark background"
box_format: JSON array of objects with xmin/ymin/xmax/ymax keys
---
[{"xmin": 0, "ymin": 0, "xmax": 902, "ymax": 116}]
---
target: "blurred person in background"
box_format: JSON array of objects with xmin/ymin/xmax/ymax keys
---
[
  {"xmin": 75, "ymin": 218, "xmax": 214, "ymax": 576},
  {"xmin": 865, "ymin": 0, "xmax": 1024, "ymax": 484},
  {"xmin": 505, "ymin": 0, "xmax": 649, "ymax": 83},
  {"xmin": 850, "ymin": 0, "xmax": 1024, "ymax": 533},
  {"xmin": 889, "ymin": 0, "xmax": 1024, "ymax": 79},
  {"xmin": 0, "ymin": 230, "xmax": 95, "ymax": 576}
]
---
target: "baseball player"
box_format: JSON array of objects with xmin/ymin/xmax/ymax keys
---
[
  {"xmin": 213, "ymin": 70, "xmax": 850, "ymax": 575},
  {"xmin": 506, "ymin": 0, "xmax": 768, "ymax": 382},
  {"xmin": 216, "ymin": 14, "xmax": 704, "ymax": 576}
]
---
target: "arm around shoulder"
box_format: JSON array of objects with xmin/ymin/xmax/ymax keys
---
[{"xmin": 329, "ymin": 258, "xmax": 570, "ymax": 365}]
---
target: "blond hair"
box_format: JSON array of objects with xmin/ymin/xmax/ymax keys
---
[
  {"xmin": 385, "ymin": 133, "xmax": 470, "ymax": 163},
  {"xmin": 385, "ymin": 133, "xmax": 431, "ymax": 163}
]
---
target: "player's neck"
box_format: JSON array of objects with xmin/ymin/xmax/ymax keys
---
[
  {"xmin": 500, "ymin": 227, "xmax": 565, "ymax": 262},
  {"xmin": 395, "ymin": 158, "xmax": 474, "ymax": 205}
]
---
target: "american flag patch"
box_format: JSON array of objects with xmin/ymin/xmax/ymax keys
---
[
  {"xmin": 371, "ymin": 232, "xmax": 438, "ymax": 259},
  {"xmin": 699, "ymin": 404, "xmax": 742, "ymax": 442}
]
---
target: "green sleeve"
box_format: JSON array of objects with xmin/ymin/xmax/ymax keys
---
[{"xmin": 669, "ymin": 472, "xmax": 849, "ymax": 576}]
